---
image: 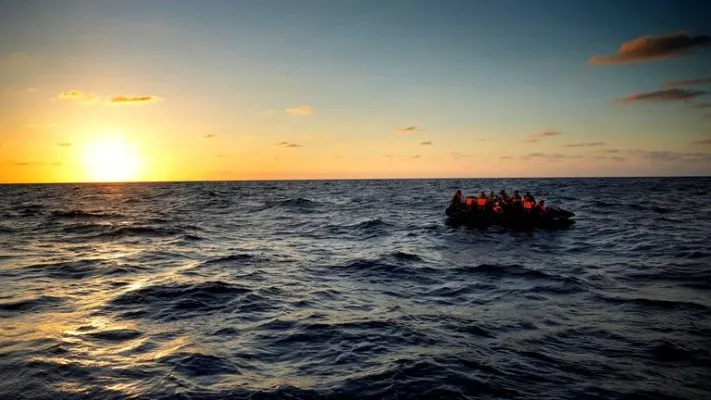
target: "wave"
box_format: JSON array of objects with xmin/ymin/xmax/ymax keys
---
[
  {"xmin": 50, "ymin": 209, "xmax": 125, "ymax": 219},
  {"xmin": 158, "ymin": 352, "xmax": 242, "ymax": 377},
  {"xmin": 0, "ymin": 295, "xmax": 65, "ymax": 314},
  {"xmin": 77, "ymin": 328, "xmax": 144, "ymax": 342},
  {"xmin": 456, "ymin": 263, "xmax": 556, "ymax": 281},
  {"xmin": 104, "ymin": 280, "xmax": 261, "ymax": 320},
  {"xmin": 201, "ymin": 253, "xmax": 260, "ymax": 265},
  {"xmin": 595, "ymin": 294, "xmax": 711, "ymax": 315},
  {"xmin": 266, "ymin": 197, "xmax": 322, "ymax": 210},
  {"xmin": 23, "ymin": 260, "xmax": 99, "ymax": 279},
  {"xmin": 94, "ymin": 226, "xmax": 182, "ymax": 239}
]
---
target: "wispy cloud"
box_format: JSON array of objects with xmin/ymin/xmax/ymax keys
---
[
  {"xmin": 285, "ymin": 105, "xmax": 313, "ymax": 116},
  {"xmin": 420, "ymin": 141, "xmax": 432, "ymax": 145},
  {"xmin": 57, "ymin": 142, "xmax": 72, "ymax": 147},
  {"xmin": 523, "ymin": 130, "xmax": 562, "ymax": 144},
  {"xmin": 562, "ymin": 141, "xmax": 605, "ymax": 148},
  {"xmin": 410, "ymin": 154, "xmax": 421, "ymax": 159},
  {"xmin": 450, "ymin": 152, "xmax": 473, "ymax": 159},
  {"xmin": 628, "ymin": 149, "xmax": 711, "ymax": 163},
  {"xmin": 109, "ymin": 95, "xmax": 162, "ymax": 105},
  {"xmin": 205, "ymin": 134, "xmax": 216, "ymax": 138},
  {"xmin": 395, "ymin": 126, "xmax": 418, "ymax": 135},
  {"xmin": 522, "ymin": 152, "xmax": 582, "ymax": 161},
  {"xmin": 276, "ymin": 141, "xmax": 302, "ymax": 148},
  {"xmin": 693, "ymin": 138, "xmax": 711, "ymax": 145},
  {"xmin": 663, "ymin": 77, "xmax": 711, "ymax": 88},
  {"xmin": 57, "ymin": 90, "xmax": 98, "ymax": 104},
  {"xmin": 617, "ymin": 88, "xmax": 707, "ymax": 103},
  {"xmin": 589, "ymin": 32, "xmax": 711, "ymax": 65},
  {"xmin": 10, "ymin": 161, "xmax": 60, "ymax": 166},
  {"xmin": 592, "ymin": 156, "xmax": 627, "ymax": 162},
  {"xmin": 691, "ymin": 102, "xmax": 711, "ymax": 109}
]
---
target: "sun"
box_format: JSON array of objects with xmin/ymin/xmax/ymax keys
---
[{"xmin": 83, "ymin": 137, "xmax": 142, "ymax": 182}]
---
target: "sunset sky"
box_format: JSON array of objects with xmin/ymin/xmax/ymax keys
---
[{"xmin": 1, "ymin": 0, "xmax": 710, "ymax": 183}]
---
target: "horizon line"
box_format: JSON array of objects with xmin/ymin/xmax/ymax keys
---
[{"xmin": 2, "ymin": 175, "xmax": 710, "ymax": 186}]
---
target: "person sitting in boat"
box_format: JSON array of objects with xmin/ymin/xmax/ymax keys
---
[
  {"xmin": 476, "ymin": 192, "xmax": 488, "ymax": 209},
  {"xmin": 511, "ymin": 191, "xmax": 523, "ymax": 208},
  {"xmin": 465, "ymin": 196, "xmax": 476, "ymax": 209},
  {"xmin": 499, "ymin": 190, "xmax": 510, "ymax": 204},
  {"xmin": 536, "ymin": 200, "xmax": 546, "ymax": 213},
  {"xmin": 451, "ymin": 190, "xmax": 463, "ymax": 207},
  {"xmin": 524, "ymin": 191, "xmax": 535, "ymax": 203},
  {"xmin": 488, "ymin": 191, "xmax": 497, "ymax": 201},
  {"xmin": 492, "ymin": 202, "xmax": 504, "ymax": 214}
]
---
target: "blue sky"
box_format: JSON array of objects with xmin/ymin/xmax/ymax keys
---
[{"xmin": 1, "ymin": 0, "xmax": 710, "ymax": 182}]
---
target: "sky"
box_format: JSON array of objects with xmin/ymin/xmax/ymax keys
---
[{"xmin": 1, "ymin": 0, "xmax": 710, "ymax": 183}]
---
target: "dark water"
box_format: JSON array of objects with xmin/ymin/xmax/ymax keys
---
[{"xmin": 1, "ymin": 178, "xmax": 710, "ymax": 400}]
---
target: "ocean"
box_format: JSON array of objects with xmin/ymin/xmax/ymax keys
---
[{"xmin": 1, "ymin": 178, "xmax": 710, "ymax": 400}]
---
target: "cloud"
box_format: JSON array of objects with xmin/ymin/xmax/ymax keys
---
[
  {"xmin": 109, "ymin": 95, "xmax": 162, "ymax": 104},
  {"xmin": 410, "ymin": 154, "xmax": 421, "ymax": 159},
  {"xmin": 592, "ymin": 156, "xmax": 627, "ymax": 162},
  {"xmin": 57, "ymin": 142, "xmax": 72, "ymax": 147},
  {"xmin": 522, "ymin": 152, "xmax": 582, "ymax": 161},
  {"xmin": 395, "ymin": 126, "xmax": 418, "ymax": 135},
  {"xmin": 691, "ymin": 102, "xmax": 711, "ymax": 109},
  {"xmin": 604, "ymin": 149, "xmax": 622, "ymax": 154},
  {"xmin": 499, "ymin": 156, "xmax": 513, "ymax": 160},
  {"xmin": 420, "ymin": 141, "xmax": 432, "ymax": 145},
  {"xmin": 450, "ymin": 152, "xmax": 473, "ymax": 159},
  {"xmin": 628, "ymin": 149, "xmax": 711, "ymax": 163},
  {"xmin": 693, "ymin": 138, "xmax": 711, "ymax": 145},
  {"xmin": 663, "ymin": 77, "xmax": 711, "ymax": 88},
  {"xmin": 617, "ymin": 88, "xmax": 707, "ymax": 103},
  {"xmin": 276, "ymin": 141, "xmax": 301, "ymax": 148},
  {"xmin": 589, "ymin": 32, "xmax": 711, "ymax": 65},
  {"xmin": 562, "ymin": 141, "xmax": 605, "ymax": 148},
  {"xmin": 523, "ymin": 130, "xmax": 562, "ymax": 144},
  {"xmin": 285, "ymin": 105, "xmax": 313, "ymax": 116},
  {"xmin": 57, "ymin": 90, "xmax": 98, "ymax": 104},
  {"xmin": 205, "ymin": 134, "xmax": 216, "ymax": 138}
]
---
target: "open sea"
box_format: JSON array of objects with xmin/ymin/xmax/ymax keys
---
[{"xmin": 1, "ymin": 178, "xmax": 710, "ymax": 400}]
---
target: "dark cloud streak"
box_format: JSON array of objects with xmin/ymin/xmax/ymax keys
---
[
  {"xmin": 589, "ymin": 32, "xmax": 711, "ymax": 65},
  {"xmin": 618, "ymin": 88, "xmax": 707, "ymax": 103}
]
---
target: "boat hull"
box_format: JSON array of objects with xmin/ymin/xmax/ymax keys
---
[{"xmin": 445, "ymin": 205, "xmax": 575, "ymax": 230}]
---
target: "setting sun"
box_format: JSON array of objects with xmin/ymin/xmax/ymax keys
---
[{"xmin": 82, "ymin": 138, "xmax": 142, "ymax": 182}]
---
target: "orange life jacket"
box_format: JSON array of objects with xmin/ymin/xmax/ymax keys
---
[
  {"xmin": 465, "ymin": 197, "xmax": 475, "ymax": 206},
  {"xmin": 476, "ymin": 198, "xmax": 487, "ymax": 207},
  {"xmin": 523, "ymin": 201, "xmax": 534, "ymax": 210}
]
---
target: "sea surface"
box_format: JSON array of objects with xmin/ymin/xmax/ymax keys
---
[{"xmin": 1, "ymin": 178, "xmax": 710, "ymax": 400}]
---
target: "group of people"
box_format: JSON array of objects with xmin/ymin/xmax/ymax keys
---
[{"xmin": 450, "ymin": 189, "xmax": 547, "ymax": 214}]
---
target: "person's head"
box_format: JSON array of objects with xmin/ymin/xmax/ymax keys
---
[
  {"xmin": 499, "ymin": 190, "xmax": 505, "ymax": 195},
  {"xmin": 480, "ymin": 192, "xmax": 485, "ymax": 196},
  {"xmin": 526, "ymin": 192, "xmax": 531, "ymax": 196},
  {"xmin": 539, "ymin": 200, "xmax": 545, "ymax": 205},
  {"xmin": 456, "ymin": 190, "xmax": 461, "ymax": 195},
  {"xmin": 514, "ymin": 190, "xmax": 519, "ymax": 195}
]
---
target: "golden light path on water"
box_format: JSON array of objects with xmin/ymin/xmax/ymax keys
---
[{"xmin": 1, "ymin": 236, "xmax": 328, "ymax": 398}]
